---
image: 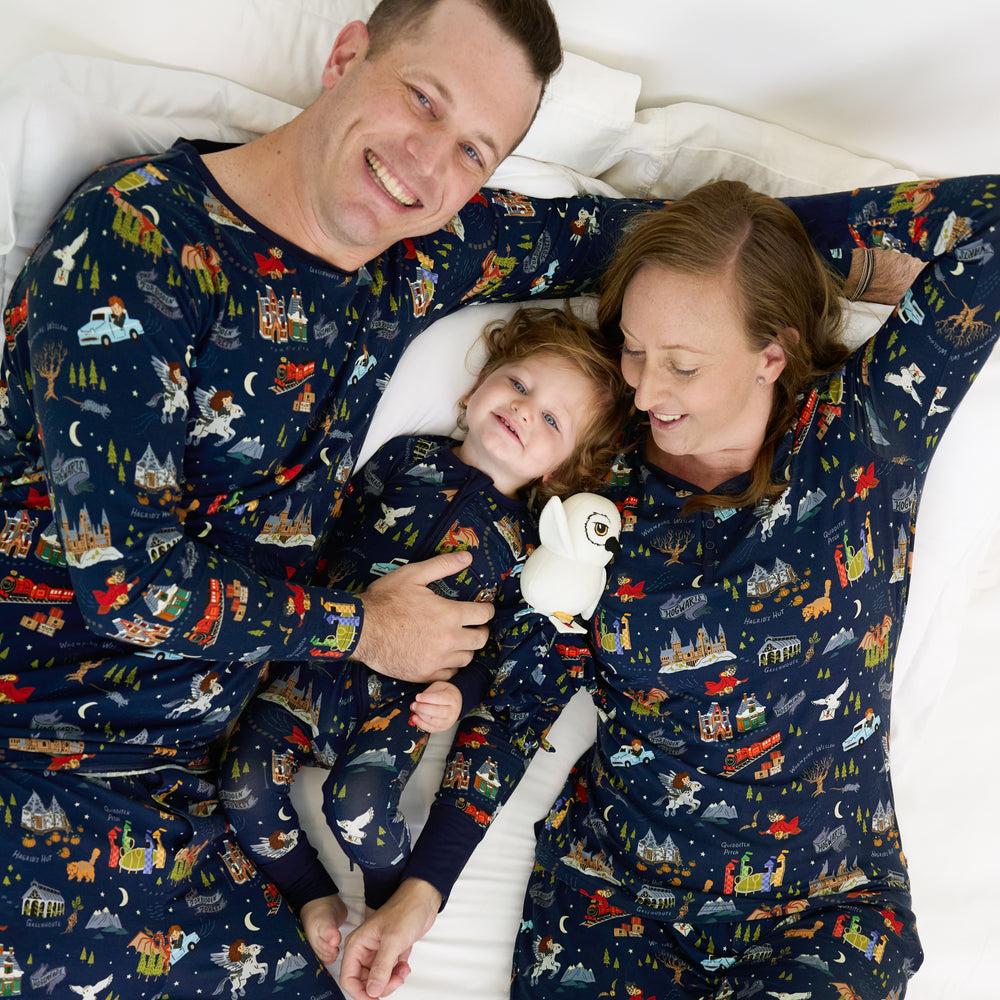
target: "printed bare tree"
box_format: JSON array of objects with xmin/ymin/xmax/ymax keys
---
[
  {"xmin": 35, "ymin": 340, "xmax": 69, "ymax": 400},
  {"xmin": 802, "ymin": 753, "xmax": 834, "ymax": 797},
  {"xmin": 657, "ymin": 952, "xmax": 690, "ymax": 986},
  {"xmin": 649, "ymin": 529, "xmax": 694, "ymax": 565},
  {"xmin": 939, "ymin": 300, "xmax": 993, "ymax": 346}
]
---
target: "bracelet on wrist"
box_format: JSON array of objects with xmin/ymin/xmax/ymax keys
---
[{"xmin": 848, "ymin": 247, "xmax": 876, "ymax": 302}]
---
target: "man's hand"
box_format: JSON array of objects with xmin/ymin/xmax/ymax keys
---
[
  {"xmin": 410, "ymin": 681, "xmax": 463, "ymax": 732},
  {"xmin": 340, "ymin": 879, "xmax": 442, "ymax": 999},
  {"xmin": 351, "ymin": 551, "xmax": 494, "ymax": 683}
]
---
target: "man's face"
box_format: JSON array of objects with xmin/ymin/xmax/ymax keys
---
[{"xmin": 302, "ymin": 0, "xmax": 542, "ymax": 269}]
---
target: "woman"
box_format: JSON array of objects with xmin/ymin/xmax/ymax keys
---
[{"xmin": 341, "ymin": 176, "xmax": 999, "ymax": 999}]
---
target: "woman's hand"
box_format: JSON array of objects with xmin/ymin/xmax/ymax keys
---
[{"xmin": 340, "ymin": 878, "xmax": 442, "ymax": 999}]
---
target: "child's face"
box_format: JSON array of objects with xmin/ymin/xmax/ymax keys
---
[{"xmin": 459, "ymin": 355, "xmax": 598, "ymax": 497}]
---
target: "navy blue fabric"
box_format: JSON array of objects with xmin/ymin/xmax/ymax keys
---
[{"xmin": 512, "ymin": 860, "xmax": 921, "ymax": 998}]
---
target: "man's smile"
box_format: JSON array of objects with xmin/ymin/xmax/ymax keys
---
[{"xmin": 365, "ymin": 149, "xmax": 421, "ymax": 207}]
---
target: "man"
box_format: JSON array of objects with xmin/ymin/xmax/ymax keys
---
[{"xmin": 0, "ymin": 0, "xmax": 650, "ymax": 995}]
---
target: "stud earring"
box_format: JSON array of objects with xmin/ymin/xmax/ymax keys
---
[{"xmin": 756, "ymin": 376, "xmax": 766, "ymax": 385}]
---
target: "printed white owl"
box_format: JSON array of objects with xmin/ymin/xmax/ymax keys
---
[{"xmin": 520, "ymin": 492, "xmax": 622, "ymax": 633}]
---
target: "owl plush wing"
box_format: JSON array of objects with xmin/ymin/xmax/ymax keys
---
[
  {"xmin": 579, "ymin": 568, "xmax": 608, "ymax": 621},
  {"xmin": 536, "ymin": 495, "xmax": 573, "ymax": 558}
]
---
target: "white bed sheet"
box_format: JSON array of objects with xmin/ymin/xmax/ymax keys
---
[{"xmin": 1, "ymin": 3, "xmax": 997, "ymax": 998}]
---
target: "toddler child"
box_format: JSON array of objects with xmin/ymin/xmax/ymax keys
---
[{"xmin": 219, "ymin": 305, "xmax": 629, "ymax": 966}]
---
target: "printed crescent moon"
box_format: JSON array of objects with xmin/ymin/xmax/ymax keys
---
[
  {"xmin": 603, "ymin": 805, "xmax": 613, "ymax": 821},
  {"xmin": 142, "ymin": 205, "xmax": 160, "ymax": 226},
  {"xmin": 558, "ymin": 915, "xmax": 569, "ymax": 934},
  {"xmin": 69, "ymin": 421, "xmax": 82, "ymax": 447},
  {"xmin": 119, "ymin": 886, "xmax": 129, "ymax": 907},
  {"xmin": 244, "ymin": 371, "xmax": 257, "ymax": 397},
  {"xmin": 854, "ymin": 600, "xmax": 862, "ymax": 618},
  {"xmin": 78, "ymin": 700, "xmax": 97, "ymax": 719},
  {"xmin": 834, "ymin": 950, "xmax": 847, "ymax": 963},
  {"xmin": 834, "ymin": 799, "xmax": 843, "ymax": 819},
  {"xmin": 691, "ymin": 574, "xmax": 703, "ymax": 589},
  {"xmin": 278, "ymin": 807, "xmax": 292, "ymax": 822},
  {"xmin": 245, "ymin": 913, "xmax": 261, "ymax": 932},
  {"xmin": 951, "ymin": 262, "xmax": 964, "ymax": 276},
  {"xmin": 320, "ymin": 447, "xmax": 331, "ymax": 466},
  {"xmin": 199, "ymin": 522, "xmax": 212, "ymax": 538}
]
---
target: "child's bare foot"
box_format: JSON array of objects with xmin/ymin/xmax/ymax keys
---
[{"xmin": 300, "ymin": 893, "xmax": 349, "ymax": 966}]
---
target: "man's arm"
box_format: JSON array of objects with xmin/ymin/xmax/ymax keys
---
[
  {"xmin": 328, "ymin": 441, "xmax": 496, "ymax": 683},
  {"xmin": 843, "ymin": 247, "xmax": 924, "ymax": 304}
]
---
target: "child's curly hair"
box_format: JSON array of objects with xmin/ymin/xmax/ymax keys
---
[{"xmin": 457, "ymin": 304, "xmax": 633, "ymax": 500}]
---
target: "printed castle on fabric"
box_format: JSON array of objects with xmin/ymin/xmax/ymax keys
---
[
  {"xmin": 0, "ymin": 138, "xmax": 636, "ymax": 995},
  {"xmin": 411, "ymin": 177, "xmax": 999, "ymax": 989}
]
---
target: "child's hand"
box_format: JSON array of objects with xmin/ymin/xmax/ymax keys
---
[{"xmin": 410, "ymin": 681, "xmax": 463, "ymax": 733}]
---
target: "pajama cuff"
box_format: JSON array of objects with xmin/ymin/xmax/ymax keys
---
[
  {"xmin": 403, "ymin": 802, "xmax": 486, "ymax": 907},
  {"xmin": 259, "ymin": 847, "xmax": 339, "ymax": 912}
]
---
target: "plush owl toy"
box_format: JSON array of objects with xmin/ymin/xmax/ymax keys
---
[{"xmin": 520, "ymin": 492, "xmax": 623, "ymax": 633}]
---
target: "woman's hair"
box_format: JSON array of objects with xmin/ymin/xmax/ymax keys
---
[
  {"xmin": 458, "ymin": 305, "xmax": 632, "ymax": 500},
  {"xmin": 366, "ymin": 0, "xmax": 562, "ymax": 87},
  {"xmin": 597, "ymin": 179, "xmax": 851, "ymax": 513}
]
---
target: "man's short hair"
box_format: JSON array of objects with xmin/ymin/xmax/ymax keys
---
[{"xmin": 366, "ymin": 0, "xmax": 562, "ymax": 86}]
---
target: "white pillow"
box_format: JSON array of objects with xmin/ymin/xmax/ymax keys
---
[
  {"xmin": 512, "ymin": 51, "xmax": 640, "ymax": 177},
  {"xmin": 4, "ymin": 1, "xmax": 378, "ymax": 110},
  {"xmin": 600, "ymin": 102, "xmax": 918, "ymax": 199},
  {"xmin": 1, "ymin": 2, "xmax": 641, "ymax": 175}
]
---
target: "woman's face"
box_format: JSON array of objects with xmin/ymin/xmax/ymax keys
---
[{"xmin": 618, "ymin": 263, "xmax": 786, "ymax": 486}]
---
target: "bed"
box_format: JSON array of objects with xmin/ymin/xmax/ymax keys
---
[{"xmin": 1, "ymin": 2, "xmax": 997, "ymax": 998}]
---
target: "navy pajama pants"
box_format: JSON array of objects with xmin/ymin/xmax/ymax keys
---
[
  {"xmin": 0, "ymin": 762, "xmax": 341, "ymax": 999},
  {"xmin": 511, "ymin": 862, "xmax": 922, "ymax": 999},
  {"xmin": 220, "ymin": 664, "xmax": 430, "ymax": 910}
]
